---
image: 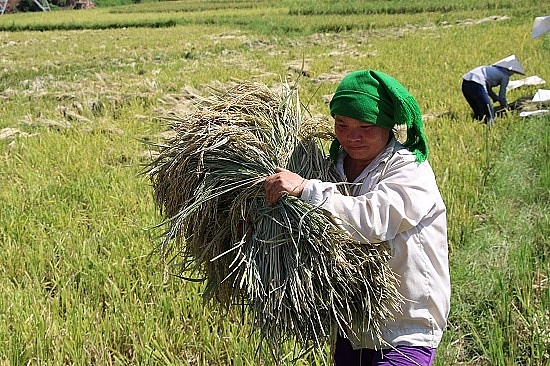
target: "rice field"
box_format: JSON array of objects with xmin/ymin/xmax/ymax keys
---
[{"xmin": 0, "ymin": 0, "xmax": 549, "ymax": 364}]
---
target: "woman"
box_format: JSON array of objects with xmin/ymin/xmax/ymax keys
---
[
  {"xmin": 264, "ymin": 70, "xmax": 451, "ymax": 366},
  {"xmin": 461, "ymin": 54, "xmax": 525, "ymax": 124}
]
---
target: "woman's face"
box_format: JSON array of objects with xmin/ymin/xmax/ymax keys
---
[{"xmin": 334, "ymin": 115, "xmax": 391, "ymax": 165}]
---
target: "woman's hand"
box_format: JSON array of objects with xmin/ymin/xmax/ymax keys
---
[{"xmin": 263, "ymin": 167, "xmax": 308, "ymax": 205}]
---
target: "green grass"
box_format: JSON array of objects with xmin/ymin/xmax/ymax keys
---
[
  {"xmin": 441, "ymin": 116, "xmax": 550, "ymax": 365},
  {"xmin": 0, "ymin": 0, "xmax": 549, "ymax": 364},
  {"xmin": 2, "ymin": 0, "xmax": 548, "ymax": 34}
]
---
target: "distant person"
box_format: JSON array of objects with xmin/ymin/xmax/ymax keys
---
[
  {"xmin": 264, "ymin": 70, "xmax": 451, "ymax": 366},
  {"xmin": 461, "ymin": 55, "xmax": 525, "ymax": 124}
]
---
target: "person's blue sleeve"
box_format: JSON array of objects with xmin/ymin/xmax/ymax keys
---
[{"xmin": 498, "ymin": 75, "xmax": 509, "ymax": 106}]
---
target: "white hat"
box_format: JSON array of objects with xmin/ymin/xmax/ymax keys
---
[
  {"xmin": 492, "ymin": 54, "xmax": 525, "ymax": 75},
  {"xmin": 532, "ymin": 16, "xmax": 550, "ymax": 39}
]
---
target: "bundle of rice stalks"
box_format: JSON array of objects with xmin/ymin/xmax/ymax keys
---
[
  {"xmin": 144, "ymin": 81, "xmax": 403, "ymax": 358},
  {"xmin": 509, "ymin": 95, "xmax": 550, "ymax": 112}
]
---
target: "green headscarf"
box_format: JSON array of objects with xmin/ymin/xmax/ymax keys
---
[{"xmin": 329, "ymin": 69, "xmax": 428, "ymax": 163}]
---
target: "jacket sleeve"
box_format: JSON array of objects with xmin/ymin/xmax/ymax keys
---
[
  {"xmin": 497, "ymin": 75, "xmax": 509, "ymax": 106},
  {"xmin": 300, "ymin": 156, "xmax": 441, "ymax": 243}
]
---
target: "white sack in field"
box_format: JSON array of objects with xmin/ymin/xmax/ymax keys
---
[
  {"xmin": 532, "ymin": 16, "xmax": 550, "ymax": 39},
  {"xmin": 532, "ymin": 89, "xmax": 550, "ymax": 102},
  {"xmin": 520, "ymin": 110, "xmax": 549, "ymax": 117},
  {"xmin": 507, "ymin": 76, "xmax": 546, "ymax": 91}
]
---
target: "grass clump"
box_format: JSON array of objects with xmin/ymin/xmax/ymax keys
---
[{"xmin": 439, "ymin": 115, "xmax": 550, "ymax": 365}]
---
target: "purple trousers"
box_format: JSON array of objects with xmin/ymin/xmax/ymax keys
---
[{"xmin": 334, "ymin": 335, "xmax": 436, "ymax": 366}]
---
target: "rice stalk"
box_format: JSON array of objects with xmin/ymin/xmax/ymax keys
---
[{"xmin": 144, "ymin": 81, "xmax": 403, "ymax": 359}]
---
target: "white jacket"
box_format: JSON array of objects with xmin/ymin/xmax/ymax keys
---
[{"xmin": 300, "ymin": 138, "xmax": 451, "ymax": 350}]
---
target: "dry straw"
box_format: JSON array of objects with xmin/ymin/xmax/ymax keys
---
[{"xmin": 144, "ymin": 81, "xmax": 403, "ymax": 359}]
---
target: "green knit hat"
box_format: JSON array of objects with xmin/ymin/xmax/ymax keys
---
[{"xmin": 329, "ymin": 70, "xmax": 428, "ymax": 163}]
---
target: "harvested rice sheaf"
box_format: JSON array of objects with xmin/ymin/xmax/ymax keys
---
[{"xmin": 145, "ymin": 81, "xmax": 403, "ymax": 357}]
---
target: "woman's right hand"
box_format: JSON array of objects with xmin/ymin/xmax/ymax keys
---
[{"xmin": 263, "ymin": 167, "xmax": 308, "ymax": 205}]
